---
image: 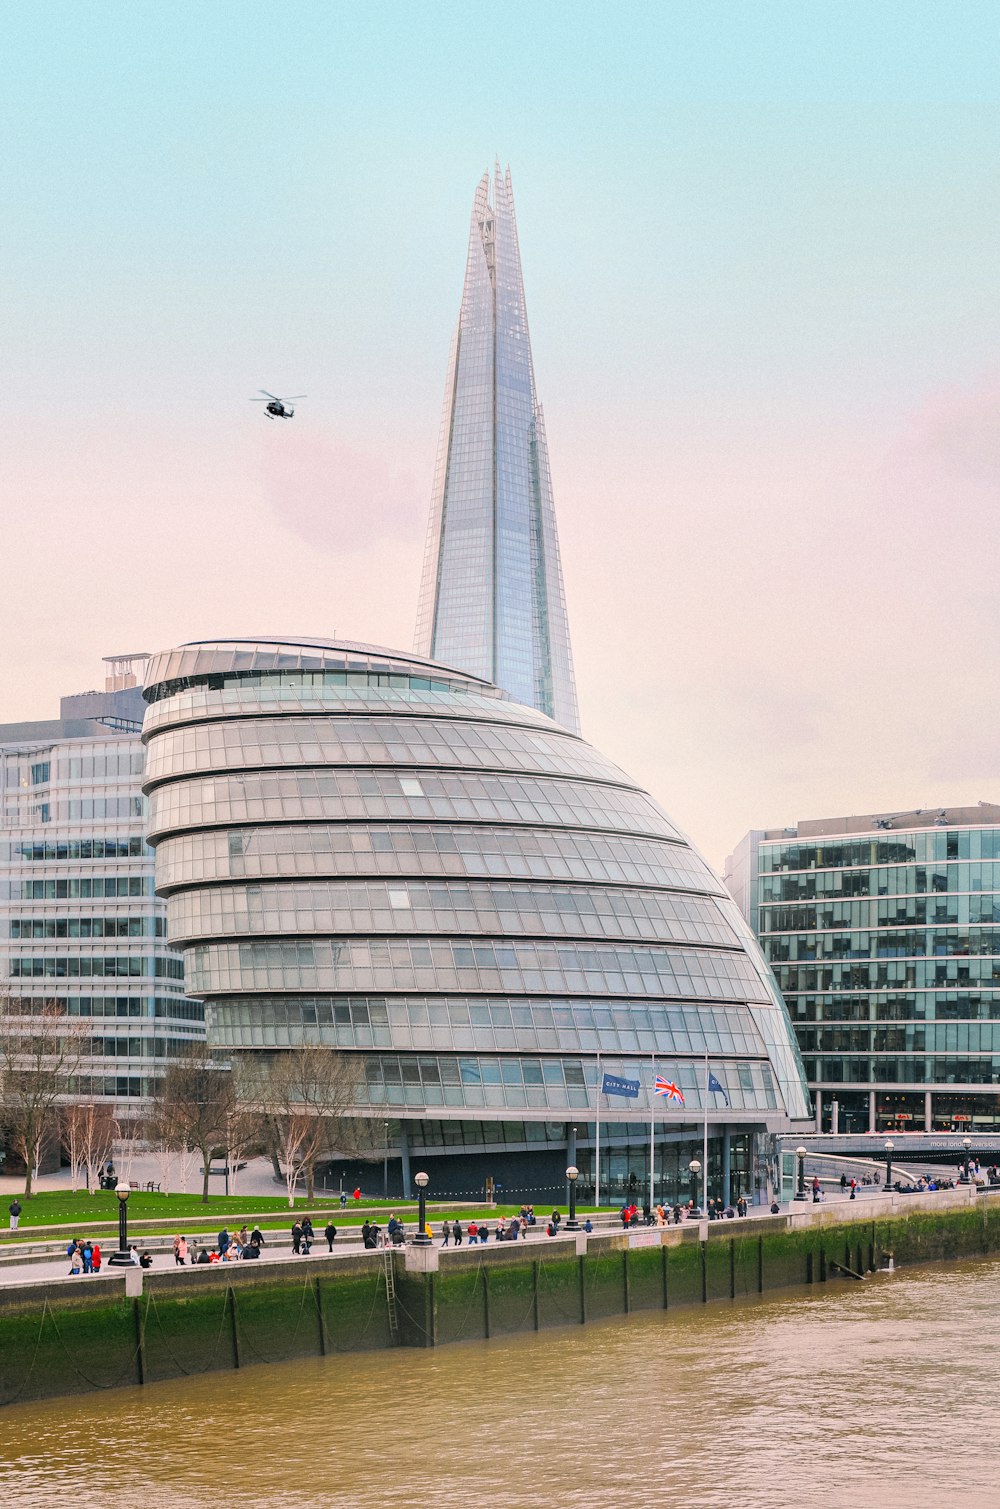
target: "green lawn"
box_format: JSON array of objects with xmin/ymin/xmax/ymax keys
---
[{"xmin": 0, "ymin": 1190, "xmax": 601, "ymax": 1244}]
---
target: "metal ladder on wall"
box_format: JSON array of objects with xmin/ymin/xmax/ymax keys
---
[{"xmin": 382, "ymin": 1243, "xmax": 399, "ymax": 1339}]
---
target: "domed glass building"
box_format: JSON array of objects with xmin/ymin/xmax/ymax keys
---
[{"xmin": 142, "ymin": 635, "xmax": 810, "ymax": 1205}]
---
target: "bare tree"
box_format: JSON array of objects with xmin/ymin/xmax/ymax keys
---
[
  {"xmin": 79, "ymin": 1103, "xmax": 119, "ymax": 1194},
  {"xmin": 0, "ymin": 999, "xmax": 83, "ymax": 1197},
  {"xmin": 62, "ymin": 1102, "xmax": 119, "ymax": 1193},
  {"xmin": 222, "ymin": 1098, "xmax": 261, "ymax": 1197},
  {"xmin": 147, "ymin": 1043, "xmax": 233, "ymax": 1202},
  {"xmin": 242, "ymin": 1048, "xmax": 371, "ymax": 1206},
  {"xmin": 113, "ymin": 1115, "xmax": 147, "ymax": 1186}
]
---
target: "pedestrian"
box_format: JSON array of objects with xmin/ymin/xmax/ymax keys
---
[
  {"xmin": 352, "ymin": 1187, "xmax": 361, "ymax": 1201},
  {"xmin": 129, "ymin": 1246, "xmax": 141, "ymax": 1267},
  {"xmin": 291, "ymin": 1221, "xmax": 303, "ymax": 1255},
  {"xmin": 237, "ymin": 1225, "xmax": 249, "ymax": 1248},
  {"xmin": 479, "ymin": 1223, "xmax": 489, "ymax": 1244},
  {"xmin": 583, "ymin": 1218, "xmax": 593, "ymax": 1233},
  {"xmin": 452, "ymin": 1220, "xmax": 463, "ymax": 1246},
  {"xmin": 441, "ymin": 1222, "xmax": 450, "ymax": 1246},
  {"xmin": 468, "ymin": 1220, "xmax": 479, "ymax": 1245},
  {"xmin": 302, "ymin": 1215, "xmax": 315, "ymax": 1245},
  {"xmin": 340, "ymin": 1191, "xmax": 347, "ymax": 1208},
  {"xmin": 69, "ymin": 1243, "xmax": 83, "ymax": 1276},
  {"xmin": 173, "ymin": 1235, "xmax": 187, "ymax": 1266},
  {"xmin": 850, "ymin": 1179, "xmax": 857, "ymax": 1200},
  {"xmin": 250, "ymin": 1226, "xmax": 265, "ymax": 1248},
  {"xmin": 218, "ymin": 1227, "xmax": 230, "ymax": 1256},
  {"xmin": 840, "ymin": 1173, "xmax": 848, "ymax": 1192},
  {"xmin": 91, "ymin": 1242, "xmax": 102, "ymax": 1273},
  {"xmin": 196, "ymin": 1247, "xmax": 211, "ymax": 1265},
  {"xmin": 324, "ymin": 1218, "xmax": 337, "ymax": 1251},
  {"xmin": 82, "ymin": 1240, "xmax": 94, "ymax": 1274},
  {"xmin": 8, "ymin": 1198, "xmax": 22, "ymax": 1232}
]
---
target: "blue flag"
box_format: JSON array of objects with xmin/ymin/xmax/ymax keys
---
[
  {"xmin": 601, "ymin": 1072, "xmax": 640, "ymax": 1099},
  {"xmin": 707, "ymin": 1070, "xmax": 729, "ymax": 1105}
]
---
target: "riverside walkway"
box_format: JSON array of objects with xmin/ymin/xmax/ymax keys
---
[{"xmin": 0, "ymin": 1182, "xmax": 977, "ymax": 1291}]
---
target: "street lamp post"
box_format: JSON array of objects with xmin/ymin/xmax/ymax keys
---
[
  {"xmin": 108, "ymin": 1182, "xmax": 133, "ymax": 1266},
  {"xmin": 565, "ymin": 1166, "xmax": 580, "ymax": 1230},
  {"xmin": 884, "ymin": 1139, "xmax": 894, "ymax": 1191},
  {"xmin": 413, "ymin": 1171, "xmax": 431, "ymax": 1245},
  {"xmin": 688, "ymin": 1158, "xmax": 702, "ymax": 1213},
  {"xmin": 963, "ymin": 1136, "xmax": 973, "ymax": 1183},
  {"xmin": 794, "ymin": 1145, "xmax": 808, "ymax": 1202}
]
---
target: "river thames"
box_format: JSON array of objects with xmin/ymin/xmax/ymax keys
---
[{"xmin": 1, "ymin": 1256, "xmax": 996, "ymax": 1507}]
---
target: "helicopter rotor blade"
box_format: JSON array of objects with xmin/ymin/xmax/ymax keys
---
[{"xmin": 258, "ymin": 389, "xmax": 280, "ymax": 400}]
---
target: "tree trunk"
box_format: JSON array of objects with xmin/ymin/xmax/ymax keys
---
[
  {"xmin": 21, "ymin": 1132, "xmax": 37, "ymax": 1198},
  {"xmin": 306, "ymin": 1159, "xmax": 315, "ymax": 1202},
  {"xmin": 271, "ymin": 1153, "xmax": 282, "ymax": 1182},
  {"xmin": 201, "ymin": 1153, "xmax": 211, "ymax": 1203}
]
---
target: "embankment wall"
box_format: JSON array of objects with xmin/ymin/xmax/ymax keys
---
[{"xmin": 2, "ymin": 1196, "xmax": 997, "ymax": 1408}]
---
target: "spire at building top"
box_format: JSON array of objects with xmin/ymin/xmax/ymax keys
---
[{"xmin": 415, "ymin": 164, "xmax": 580, "ymax": 734}]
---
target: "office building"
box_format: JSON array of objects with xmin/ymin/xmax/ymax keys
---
[
  {"xmin": 415, "ymin": 163, "xmax": 580, "ymax": 735},
  {"xmin": 142, "ymin": 635, "xmax": 811, "ymax": 1201},
  {"xmin": 726, "ymin": 805, "xmax": 1000, "ymax": 1133},
  {"xmin": 0, "ymin": 656, "xmax": 204, "ymax": 1113}
]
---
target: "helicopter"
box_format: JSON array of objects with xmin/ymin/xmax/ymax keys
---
[{"xmin": 251, "ymin": 389, "xmax": 306, "ymax": 419}]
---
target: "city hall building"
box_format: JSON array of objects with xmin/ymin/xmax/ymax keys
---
[
  {"xmin": 726, "ymin": 804, "xmax": 1000, "ymax": 1134},
  {"xmin": 141, "ymin": 635, "xmax": 811, "ymax": 1203}
]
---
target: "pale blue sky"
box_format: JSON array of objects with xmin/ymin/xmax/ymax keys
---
[{"xmin": 2, "ymin": 4, "xmax": 998, "ymax": 864}]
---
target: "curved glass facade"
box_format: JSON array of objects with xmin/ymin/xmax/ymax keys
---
[{"xmin": 143, "ymin": 636, "xmax": 810, "ymax": 1197}]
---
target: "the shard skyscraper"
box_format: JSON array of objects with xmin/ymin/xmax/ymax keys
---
[{"xmin": 415, "ymin": 164, "xmax": 581, "ymax": 735}]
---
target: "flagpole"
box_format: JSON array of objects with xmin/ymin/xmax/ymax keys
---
[
  {"xmin": 594, "ymin": 1050, "xmax": 601, "ymax": 1209},
  {"xmin": 703, "ymin": 1050, "xmax": 709, "ymax": 1214},
  {"xmin": 649, "ymin": 1051, "xmax": 655, "ymax": 1212}
]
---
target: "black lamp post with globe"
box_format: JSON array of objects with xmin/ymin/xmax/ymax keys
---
[
  {"xmin": 108, "ymin": 1182, "xmax": 133, "ymax": 1266},
  {"xmin": 413, "ymin": 1170, "xmax": 431, "ymax": 1245},
  {"xmin": 565, "ymin": 1166, "xmax": 580, "ymax": 1230},
  {"xmin": 688, "ymin": 1158, "xmax": 702, "ymax": 1214}
]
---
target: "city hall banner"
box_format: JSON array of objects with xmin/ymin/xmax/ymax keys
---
[{"xmin": 601, "ymin": 1073, "xmax": 640, "ymax": 1099}]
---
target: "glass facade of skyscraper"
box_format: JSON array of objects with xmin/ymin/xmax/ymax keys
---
[
  {"xmin": 143, "ymin": 636, "xmax": 810, "ymax": 1202},
  {"xmin": 415, "ymin": 164, "xmax": 580, "ymax": 735},
  {"xmin": 726, "ymin": 806, "xmax": 1000, "ymax": 1133}
]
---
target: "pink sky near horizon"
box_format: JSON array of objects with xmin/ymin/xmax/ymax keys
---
[{"xmin": 1, "ymin": 6, "xmax": 997, "ymax": 873}]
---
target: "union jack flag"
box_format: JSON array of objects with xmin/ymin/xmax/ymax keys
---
[{"xmin": 654, "ymin": 1076, "xmax": 685, "ymax": 1104}]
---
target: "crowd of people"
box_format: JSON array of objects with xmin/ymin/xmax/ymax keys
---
[
  {"xmin": 617, "ymin": 1198, "xmax": 751, "ymax": 1227},
  {"xmin": 66, "ymin": 1237, "xmax": 155, "ymax": 1272}
]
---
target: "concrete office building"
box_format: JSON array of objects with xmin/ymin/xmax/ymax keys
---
[
  {"xmin": 726, "ymin": 804, "xmax": 1000, "ymax": 1134},
  {"xmin": 0, "ymin": 656, "xmax": 204, "ymax": 1114}
]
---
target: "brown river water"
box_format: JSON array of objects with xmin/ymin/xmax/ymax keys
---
[{"xmin": 1, "ymin": 1256, "xmax": 997, "ymax": 1508}]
